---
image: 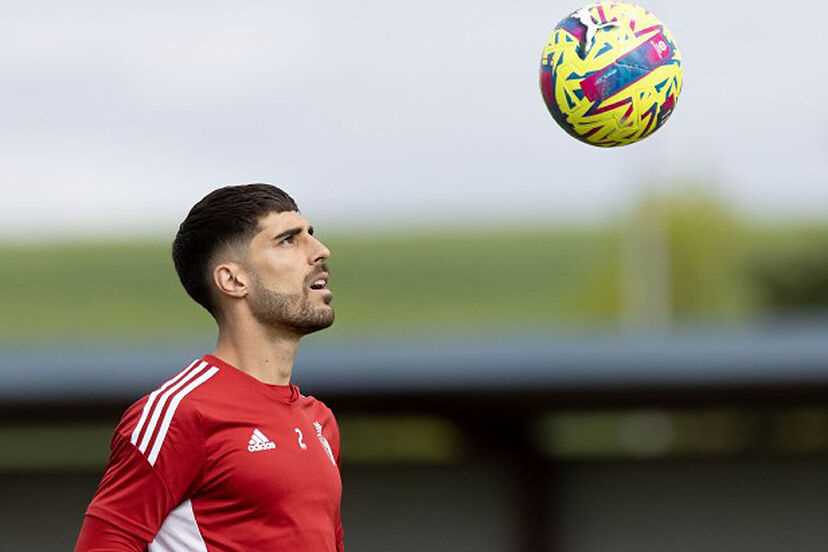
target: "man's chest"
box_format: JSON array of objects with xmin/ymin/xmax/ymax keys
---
[{"xmin": 197, "ymin": 409, "xmax": 342, "ymax": 516}]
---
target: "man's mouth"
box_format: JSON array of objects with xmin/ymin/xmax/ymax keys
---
[{"xmin": 308, "ymin": 273, "xmax": 330, "ymax": 291}]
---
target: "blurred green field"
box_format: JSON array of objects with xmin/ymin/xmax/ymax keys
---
[
  {"xmin": 0, "ymin": 227, "xmax": 621, "ymax": 341},
  {"xmin": 4, "ymin": 191, "xmax": 827, "ymax": 343}
]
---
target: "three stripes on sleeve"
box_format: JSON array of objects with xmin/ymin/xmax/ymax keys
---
[{"xmin": 129, "ymin": 359, "xmax": 219, "ymax": 466}]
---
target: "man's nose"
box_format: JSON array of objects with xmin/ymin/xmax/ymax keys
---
[{"xmin": 311, "ymin": 237, "xmax": 331, "ymax": 264}]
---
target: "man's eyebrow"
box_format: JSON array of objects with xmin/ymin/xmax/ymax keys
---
[
  {"xmin": 273, "ymin": 226, "xmax": 314, "ymax": 241},
  {"xmin": 273, "ymin": 227, "xmax": 303, "ymax": 241}
]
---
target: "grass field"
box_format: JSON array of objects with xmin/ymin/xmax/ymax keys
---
[
  {"xmin": 5, "ymin": 214, "xmax": 826, "ymax": 343},
  {"xmin": 0, "ymin": 227, "xmax": 622, "ymax": 341}
]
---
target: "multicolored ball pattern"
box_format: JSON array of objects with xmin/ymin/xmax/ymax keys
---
[{"xmin": 539, "ymin": 2, "xmax": 683, "ymax": 147}]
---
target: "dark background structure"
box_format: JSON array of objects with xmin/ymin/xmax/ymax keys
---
[{"xmin": 5, "ymin": 325, "xmax": 828, "ymax": 551}]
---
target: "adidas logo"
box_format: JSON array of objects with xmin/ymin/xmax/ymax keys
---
[{"xmin": 248, "ymin": 428, "xmax": 276, "ymax": 452}]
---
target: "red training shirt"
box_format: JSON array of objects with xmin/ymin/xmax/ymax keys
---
[{"xmin": 76, "ymin": 354, "xmax": 344, "ymax": 551}]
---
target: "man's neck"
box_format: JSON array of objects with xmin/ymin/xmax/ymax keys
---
[{"xmin": 212, "ymin": 321, "xmax": 300, "ymax": 386}]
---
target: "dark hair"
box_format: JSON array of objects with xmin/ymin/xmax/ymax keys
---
[{"xmin": 172, "ymin": 183, "xmax": 299, "ymax": 317}]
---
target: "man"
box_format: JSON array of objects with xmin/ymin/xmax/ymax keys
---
[{"xmin": 75, "ymin": 184, "xmax": 344, "ymax": 551}]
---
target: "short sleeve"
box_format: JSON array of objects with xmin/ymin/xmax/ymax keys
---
[
  {"xmin": 81, "ymin": 400, "xmax": 205, "ymax": 544},
  {"xmin": 75, "ymin": 513, "xmax": 146, "ymax": 551}
]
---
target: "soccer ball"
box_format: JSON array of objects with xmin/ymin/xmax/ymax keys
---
[{"xmin": 539, "ymin": 2, "xmax": 683, "ymax": 147}]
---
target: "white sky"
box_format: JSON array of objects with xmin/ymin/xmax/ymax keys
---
[{"xmin": 1, "ymin": 0, "xmax": 827, "ymax": 240}]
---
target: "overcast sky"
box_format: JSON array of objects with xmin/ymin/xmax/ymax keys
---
[{"xmin": 2, "ymin": 0, "xmax": 826, "ymax": 240}]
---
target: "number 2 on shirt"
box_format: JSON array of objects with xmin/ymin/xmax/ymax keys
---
[{"xmin": 294, "ymin": 427, "xmax": 307, "ymax": 450}]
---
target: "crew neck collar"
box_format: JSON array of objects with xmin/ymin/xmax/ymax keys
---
[{"xmin": 203, "ymin": 354, "xmax": 300, "ymax": 403}]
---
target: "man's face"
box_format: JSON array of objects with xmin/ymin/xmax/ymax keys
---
[{"xmin": 242, "ymin": 210, "xmax": 334, "ymax": 335}]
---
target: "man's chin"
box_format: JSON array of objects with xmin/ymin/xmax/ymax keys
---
[{"xmin": 290, "ymin": 308, "xmax": 334, "ymax": 336}]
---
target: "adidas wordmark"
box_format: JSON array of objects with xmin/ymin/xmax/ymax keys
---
[{"xmin": 248, "ymin": 428, "xmax": 276, "ymax": 452}]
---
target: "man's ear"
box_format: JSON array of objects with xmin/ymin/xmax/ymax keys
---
[{"xmin": 213, "ymin": 262, "xmax": 249, "ymax": 299}]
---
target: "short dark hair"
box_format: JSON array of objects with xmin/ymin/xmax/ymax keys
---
[{"xmin": 172, "ymin": 183, "xmax": 299, "ymax": 317}]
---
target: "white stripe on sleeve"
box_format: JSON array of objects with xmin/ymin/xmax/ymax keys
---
[
  {"xmin": 147, "ymin": 366, "xmax": 219, "ymax": 466},
  {"xmin": 131, "ymin": 359, "xmax": 200, "ymax": 446},
  {"xmin": 138, "ymin": 361, "xmax": 207, "ymax": 455}
]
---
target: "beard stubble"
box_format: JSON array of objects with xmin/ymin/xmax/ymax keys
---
[{"xmin": 247, "ymin": 273, "xmax": 334, "ymax": 336}]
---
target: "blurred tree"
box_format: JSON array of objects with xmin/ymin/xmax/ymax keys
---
[
  {"xmin": 622, "ymin": 188, "xmax": 754, "ymax": 328},
  {"xmin": 750, "ymin": 229, "xmax": 828, "ymax": 313}
]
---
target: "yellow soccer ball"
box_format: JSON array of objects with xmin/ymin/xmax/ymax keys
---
[{"xmin": 539, "ymin": 2, "xmax": 683, "ymax": 147}]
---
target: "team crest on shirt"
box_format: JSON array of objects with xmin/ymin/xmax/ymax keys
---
[
  {"xmin": 247, "ymin": 428, "xmax": 276, "ymax": 452},
  {"xmin": 313, "ymin": 421, "xmax": 337, "ymax": 466}
]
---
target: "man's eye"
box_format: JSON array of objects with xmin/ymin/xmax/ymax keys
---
[{"xmin": 281, "ymin": 235, "xmax": 296, "ymax": 245}]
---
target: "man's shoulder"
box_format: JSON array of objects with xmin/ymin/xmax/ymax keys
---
[
  {"xmin": 115, "ymin": 357, "xmax": 226, "ymax": 441},
  {"xmin": 296, "ymin": 392, "xmax": 337, "ymax": 422}
]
